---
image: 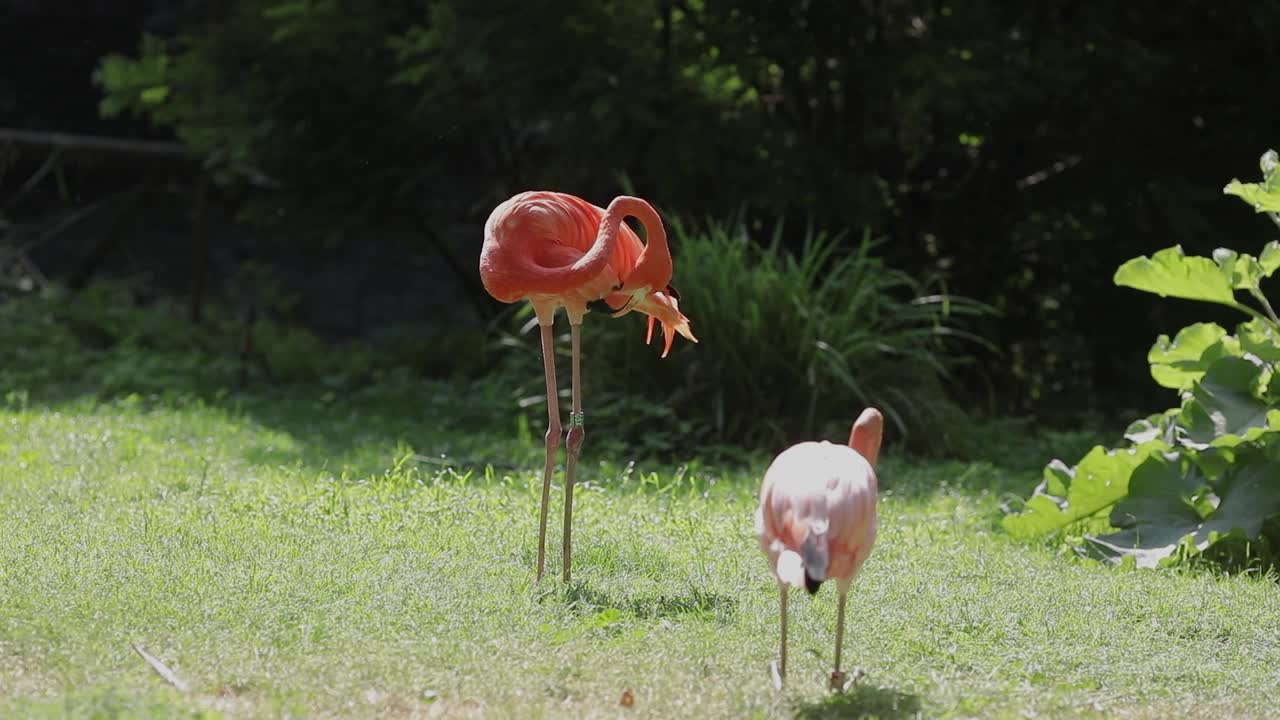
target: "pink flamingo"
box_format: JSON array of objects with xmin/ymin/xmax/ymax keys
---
[
  {"xmin": 755, "ymin": 408, "xmax": 883, "ymax": 690},
  {"xmin": 480, "ymin": 191, "xmax": 697, "ymax": 583}
]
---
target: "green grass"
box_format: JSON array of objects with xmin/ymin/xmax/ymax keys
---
[{"xmin": 2, "ymin": 379, "xmax": 1279, "ymax": 719}]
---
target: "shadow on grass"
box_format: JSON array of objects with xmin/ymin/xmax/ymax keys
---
[
  {"xmin": 1, "ymin": 282, "xmax": 1121, "ymax": 508},
  {"xmin": 558, "ymin": 580, "xmax": 738, "ymax": 622},
  {"xmin": 2, "ymin": 288, "xmax": 1071, "ymax": 504},
  {"xmin": 1, "ymin": 287, "xmax": 1069, "ymax": 500},
  {"xmin": 791, "ymin": 682, "xmax": 921, "ymax": 720},
  {"xmin": 12, "ymin": 374, "xmax": 545, "ymax": 478}
]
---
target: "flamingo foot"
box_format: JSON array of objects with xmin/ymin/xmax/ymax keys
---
[
  {"xmin": 769, "ymin": 660, "xmax": 784, "ymax": 691},
  {"xmin": 829, "ymin": 668, "xmax": 865, "ymax": 693}
]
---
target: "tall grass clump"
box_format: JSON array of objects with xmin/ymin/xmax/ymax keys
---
[{"xmin": 497, "ymin": 213, "xmax": 995, "ymax": 456}]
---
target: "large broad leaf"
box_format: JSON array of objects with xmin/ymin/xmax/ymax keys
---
[
  {"xmin": 1223, "ymin": 149, "xmax": 1280, "ymax": 213},
  {"xmin": 1088, "ymin": 451, "xmax": 1205, "ymax": 568},
  {"xmin": 1113, "ymin": 246, "xmax": 1238, "ymax": 306},
  {"xmin": 1207, "ymin": 458, "xmax": 1280, "ymax": 540},
  {"xmin": 1146, "ymin": 323, "xmax": 1232, "ymax": 390},
  {"xmin": 1192, "ymin": 446, "xmax": 1236, "ymax": 482},
  {"xmin": 1002, "ymin": 444, "xmax": 1156, "ymax": 539},
  {"xmin": 1179, "ymin": 357, "xmax": 1279, "ymax": 449},
  {"xmin": 1090, "ymin": 454, "xmax": 1280, "ymax": 568}
]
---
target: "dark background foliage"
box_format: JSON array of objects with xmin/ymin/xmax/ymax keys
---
[{"xmin": 3, "ymin": 0, "xmax": 1280, "ymax": 447}]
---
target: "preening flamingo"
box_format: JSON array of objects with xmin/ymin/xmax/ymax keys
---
[
  {"xmin": 480, "ymin": 191, "xmax": 697, "ymax": 582},
  {"xmin": 755, "ymin": 408, "xmax": 883, "ymax": 691}
]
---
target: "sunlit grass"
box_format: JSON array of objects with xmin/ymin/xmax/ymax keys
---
[{"xmin": 2, "ymin": 385, "xmax": 1279, "ymax": 719}]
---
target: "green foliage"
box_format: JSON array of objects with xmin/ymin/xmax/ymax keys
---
[
  {"xmin": 1004, "ymin": 151, "xmax": 1280, "ymax": 568},
  {"xmin": 498, "ymin": 213, "xmax": 994, "ymax": 454},
  {"xmin": 89, "ymin": 1, "xmax": 751, "ymax": 236},
  {"xmin": 95, "ymin": 35, "xmax": 172, "ymax": 117},
  {"xmin": 75, "ymin": 2, "xmax": 1280, "ymax": 421},
  {"xmin": 1224, "ymin": 149, "xmax": 1280, "ymax": 214},
  {"xmin": 0, "ymin": 281, "xmax": 237, "ymax": 396},
  {"xmin": 0, "ymin": 280, "xmax": 488, "ymax": 405}
]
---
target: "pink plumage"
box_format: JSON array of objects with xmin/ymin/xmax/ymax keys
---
[
  {"xmin": 478, "ymin": 191, "xmax": 696, "ymax": 584},
  {"xmin": 755, "ymin": 439, "xmax": 878, "ymax": 593},
  {"xmin": 755, "ymin": 408, "xmax": 883, "ymax": 690}
]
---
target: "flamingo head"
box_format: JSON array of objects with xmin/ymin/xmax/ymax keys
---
[
  {"xmin": 638, "ymin": 289, "xmax": 697, "ymax": 358},
  {"xmin": 598, "ymin": 284, "xmax": 697, "ymax": 358}
]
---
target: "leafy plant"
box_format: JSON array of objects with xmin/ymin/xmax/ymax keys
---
[
  {"xmin": 1003, "ymin": 151, "xmax": 1280, "ymax": 568},
  {"xmin": 496, "ymin": 211, "xmax": 995, "ymax": 455}
]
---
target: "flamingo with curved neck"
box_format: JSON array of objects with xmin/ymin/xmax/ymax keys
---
[
  {"xmin": 756, "ymin": 408, "xmax": 883, "ymax": 691},
  {"xmin": 480, "ymin": 191, "xmax": 697, "ymax": 582}
]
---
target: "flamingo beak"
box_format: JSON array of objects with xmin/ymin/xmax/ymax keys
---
[
  {"xmin": 804, "ymin": 571, "xmax": 823, "ymax": 595},
  {"xmin": 624, "ymin": 289, "xmax": 696, "ymax": 357},
  {"xmin": 609, "ymin": 290, "xmax": 645, "ymax": 318}
]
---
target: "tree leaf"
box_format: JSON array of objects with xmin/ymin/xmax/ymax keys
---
[
  {"xmin": 1146, "ymin": 323, "xmax": 1231, "ymax": 390},
  {"xmin": 140, "ymin": 85, "xmax": 170, "ymax": 104},
  {"xmin": 1113, "ymin": 246, "xmax": 1238, "ymax": 306},
  {"xmin": 1002, "ymin": 445, "xmax": 1156, "ymax": 539}
]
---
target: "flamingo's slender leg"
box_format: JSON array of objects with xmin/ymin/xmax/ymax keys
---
[
  {"xmin": 770, "ymin": 582, "xmax": 788, "ymax": 690},
  {"xmin": 829, "ymin": 591, "xmax": 853, "ymax": 691},
  {"xmin": 535, "ymin": 321, "xmax": 561, "ymax": 582},
  {"xmin": 563, "ymin": 321, "xmax": 585, "ymax": 583}
]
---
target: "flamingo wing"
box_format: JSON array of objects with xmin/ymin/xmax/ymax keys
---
[{"xmin": 480, "ymin": 191, "xmax": 645, "ymax": 303}]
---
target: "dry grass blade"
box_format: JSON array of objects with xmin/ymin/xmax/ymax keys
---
[{"xmin": 131, "ymin": 643, "xmax": 190, "ymax": 693}]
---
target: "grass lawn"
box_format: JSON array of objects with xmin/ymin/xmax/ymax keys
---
[{"xmin": 2, "ymin": 378, "xmax": 1279, "ymax": 719}]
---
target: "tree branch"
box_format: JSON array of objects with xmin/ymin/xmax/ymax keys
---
[
  {"xmin": 0, "ymin": 128, "xmax": 189, "ymax": 161},
  {"xmin": 0, "ymin": 127, "xmax": 278, "ymax": 187}
]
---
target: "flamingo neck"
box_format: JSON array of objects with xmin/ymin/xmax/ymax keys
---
[{"xmin": 607, "ymin": 197, "xmax": 672, "ymax": 293}]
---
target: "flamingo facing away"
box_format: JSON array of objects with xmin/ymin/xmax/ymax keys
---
[
  {"xmin": 479, "ymin": 191, "xmax": 697, "ymax": 583},
  {"xmin": 755, "ymin": 408, "xmax": 883, "ymax": 691}
]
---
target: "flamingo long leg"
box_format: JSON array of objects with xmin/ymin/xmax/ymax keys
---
[
  {"xmin": 831, "ymin": 591, "xmax": 848, "ymax": 690},
  {"xmin": 562, "ymin": 322, "xmax": 585, "ymax": 583},
  {"xmin": 770, "ymin": 582, "xmax": 789, "ymax": 690},
  {"xmin": 536, "ymin": 322, "xmax": 561, "ymax": 582}
]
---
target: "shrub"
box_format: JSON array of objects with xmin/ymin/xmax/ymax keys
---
[
  {"xmin": 0, "ymin": 281, "xmax": 238, "ymax": 396},
  {"xmin": 1002, "ymin": 150, "xmax": 1280, "ymax": 568},
  {"xmin": 0, "ymin": 280, "xmax": 418, "ymax": 398}
]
